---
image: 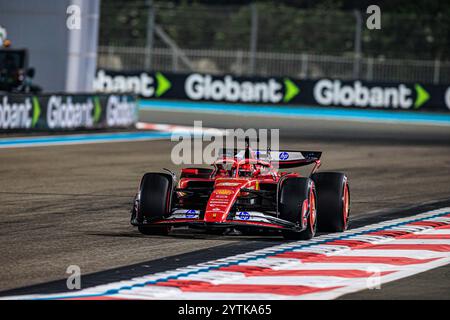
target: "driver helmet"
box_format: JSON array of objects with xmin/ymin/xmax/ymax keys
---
[{"xmin": 238, "ymin": 163, "xmax": 253, "ymax": 177}]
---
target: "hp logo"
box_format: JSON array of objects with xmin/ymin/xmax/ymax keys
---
[
  {"xmin": 185, "ymin": 210, "xmax": 197, "ymax": 218},
  {"xmin": 238, "ymin": 211, "xmax": 250, "ymax": 220},
  {"xmin": 279, "ymin": 152, "xmax": 289, "ymax": 160}
]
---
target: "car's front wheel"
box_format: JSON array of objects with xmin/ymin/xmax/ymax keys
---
[
  {"xmin": 311, "ymin": 172, "xmax": 350, "ymax": 232},
  {"xmin": 279, "ymin": 177, "xmax": 317, "ymax": 240},
  {"xmin": 135, "ymin": 172, "xmax": 173, "ymax": 236}
]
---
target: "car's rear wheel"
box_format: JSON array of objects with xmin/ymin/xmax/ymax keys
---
[
  {"xmin": 279, "ymin": 177, "xmax": 317, "ymax": 240},
  {"xmin": 136, "ymin": 172, "xmax": 173, "ymax": 236},
  {"xmin": 311, "ymin": 172, "xmax": 350, "ymax": 232}
]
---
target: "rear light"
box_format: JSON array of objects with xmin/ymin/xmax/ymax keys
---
[{"xmin": 181, "ymin": 168, "xmax": 199, "ymax": 175}]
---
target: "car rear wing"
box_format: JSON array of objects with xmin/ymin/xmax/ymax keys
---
[
  {"xmin": 219, "ymin": 148, "xmax": 322, "ymax": 169},
  {"xmin": 256, "ymin": 150, "xmax": 322, "ymax": 168}
]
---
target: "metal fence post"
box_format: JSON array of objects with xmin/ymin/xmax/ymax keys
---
[
  {"xmin": 433, "ymin": 59, "xmax": 440, "ymax": 84},
  {"xmin": 249, "ymin": 3, "xmax": 258, "ymax": 75},
  {"xmin": 172, "ymin": 51, "xmax": 178, "ymax": 72},
  {"xmin": 353, "ymin": 10, "xmax": 362, "ymax": 79},
  {"xmin": 301, "ymin": 53, "xmax": 308, "ymax": 79},
  {"xmin": 145, "ymin": 0, "xmax": 155, "ymax": 70},
  {"xmin": 366, "ymin": 57, "xmax": 373, "ymax": 81},
  {"xmin": 236, "ymin": 50, "xmax": 243, "ymax": 76}
]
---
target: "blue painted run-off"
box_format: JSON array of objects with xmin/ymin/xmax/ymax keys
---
[
  {"xmin": 139, "ymin": 99, "xmax": 450, "ymax": 126},
  {"xmin": 0, "ymin": 131, "xmax": 172, "ymax": 147}
]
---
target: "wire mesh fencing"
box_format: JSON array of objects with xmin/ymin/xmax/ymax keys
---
[
  {"xmin": 97, "ymin": 1, "xmax": 450, "ymax": 84},
  {"xmin": 97, "ymin": 45, "xmax": 450, "ymax": 84}
]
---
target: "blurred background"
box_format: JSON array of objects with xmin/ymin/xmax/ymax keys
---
[
  {"xmin": 98, "ymin": 0, "xmax": 450, "ymax": 84},
  {"xmin": 1, "ymin": 0, "xmax": 449, "ymax": 93}
]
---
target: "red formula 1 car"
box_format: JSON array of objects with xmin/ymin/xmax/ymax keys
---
[{"xmin": 130, "ymin": 143, "xmax": 350, "ymax": 240}]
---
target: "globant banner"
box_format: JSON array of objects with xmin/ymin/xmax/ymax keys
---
[
  {"xmin": 94, "ymin": 69, "xmax": 450, "ymax": 112},
  {"xmin": 0, "ymin": 93, "xmax": 137, "ymax": 131}
]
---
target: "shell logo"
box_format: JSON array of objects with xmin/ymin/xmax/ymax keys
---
[{"xmin": 215, "ymin": 189, "xmax": 233, "ymax": 195}]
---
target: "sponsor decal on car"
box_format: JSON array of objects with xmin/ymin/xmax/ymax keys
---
[
  {"xmin": 208, "ymin": 204, "xmax": 226, "ymax": 208},
  {"xmin": 237, "ymin": 211, "xmax": 250, "ymax": 220},
  {"xmin": 169, "ymin": 209, "xmax": 200, "ymax": 219},
  {"xmin": 214, "ymin": 194, "xmax": 230, "ymax": 199},
  {"xmin": 216, "ymin": 182, "xmax": 241, "ymax": 187},
  {"xmin": 215, "ymin": 189, "xmax": 233, "ymax": 195},
  {"xmin": 279, "ymin": 151, "xmax": 289, "ymax": 160},
  {"xmin": 185, "ymin": 209, "xmax": 197, "ymax": 218}
]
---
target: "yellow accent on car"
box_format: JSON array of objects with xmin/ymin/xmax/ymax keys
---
[{"xmin": 215, "ymin": 189, "xmax": 233, "ymax": 195}]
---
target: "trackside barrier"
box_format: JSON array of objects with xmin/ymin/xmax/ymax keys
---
[
  {"xmin": 94, "ymin": 69, "xmax": 450, "ymax": 112},
  {"xmin": 0, "ymin": 93, "xmax": 138, "ymax": 132}
]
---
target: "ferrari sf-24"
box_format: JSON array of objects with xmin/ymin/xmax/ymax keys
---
[{"xmin": 130, "ymin": 143, "xmax": 350, "ymax": 240}]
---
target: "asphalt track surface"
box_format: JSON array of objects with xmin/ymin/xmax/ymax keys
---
[{"xmin": 1, "ymin": 108, "xmax": 450, "ymax": 299}]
